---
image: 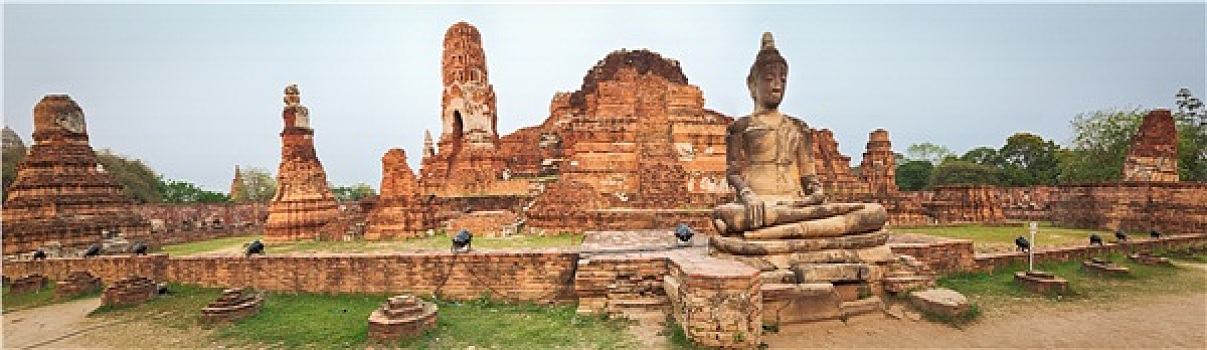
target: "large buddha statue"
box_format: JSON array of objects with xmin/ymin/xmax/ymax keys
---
[
  {"xmin": 710, "ymin": 33, "xmax": 932, "ymax": 325},
  {"xmin": 712, "ymin": 33, "xmax": 887, "ymax": 239}
]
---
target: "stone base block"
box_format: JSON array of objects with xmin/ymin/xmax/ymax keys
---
[
  {"xmin": 1081, "ymin": 259, "xmax": 1130, "ymax": 276},
  {"xmin": 1128, "ymin": 252, "xmax": 1173, "ymax": 266},
  {"xmin": 761, "ymin": 283, "xmax": 841, "ymax": 324},
  {"xmin": 1014, "ymin": 271, "xmax": 1069, "ymax": 294},
  {"xmin": 840, "ymin": 296, "xmax": 884, "ymax": 317},
  {"xmin": 716, "ymin": 245, "xmax": 894, "ymax": 271},
  {"xmin": 791, "ymin": 263, "xmax": 871, "ymax": 283},
  {"xmin": 710, "ymin": 232, "xmax": 888, "ymax": 255},
  {"xmin": 909, "ymin": 288, "xmax": 970, "ymax": 318}
]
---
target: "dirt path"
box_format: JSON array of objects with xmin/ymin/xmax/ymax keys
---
[
  {"xmin": 5, "ymin": 276, "xmax": 1203, "ymax": 348},
  {"xmin": 764, "ymin": 291, "xmax": 1206, "ymax": 348},
  {"xmin": 2, "ymin": 297, "xmax": 107, "ymax": 349}
]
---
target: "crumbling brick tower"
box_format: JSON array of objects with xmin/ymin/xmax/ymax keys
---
[
  {"xmin": 364, "ymin": 149, "xmax": 430, "ymax": 239},
  {"xmin": 264, "ymin": 84, "xmax": 340, "ymax": 242},
  {"xmin": 2, "ymin": 95, "xmax": 150, "ymax": 255},
  {"xmin": 1123, "ymin": 109, "xmax": 1179, "ymax": 182}
]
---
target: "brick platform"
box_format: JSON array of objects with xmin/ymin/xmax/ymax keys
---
[
  {"xmin": 200, "ymin": 288, "xmax": 263, "ymax": 323},
  {"xmin": 8, "ymin": 273, "xmax": 49, "ymax": 295},
  {"xmin": 367, "ymin": 295, "xmax": 438, "ymax": 340},
  {"xmin": 101, "ymin": 275, "xmax": 157, "ymax": 307},
  {"xmin": 54, "ymin": 271, "xmax": 101, "ymax": 299}
]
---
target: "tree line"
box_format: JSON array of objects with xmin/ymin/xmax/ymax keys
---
[
  {"xmin": 894, "ymin": 89, "xmax": 1205, "ymax": 190},
  {"xmin": 2, "ymin": 146, "xmax": 376, "ymax": 204}
]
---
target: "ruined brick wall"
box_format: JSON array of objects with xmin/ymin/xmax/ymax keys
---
[
  {"xmin": 889, "ymin": 240, "xmax": 976, "ymax": 274},
  {"xmin": 922, "ymin": 185, "xmax": 1005, "ymax": 224},
  {"xmin": 574, "ymin": 255, "xmax": 668, "ymax": 314},
  {"xmin": 525, "ymin": 180, "xmax": 609, "ymax": 234},
  {"xmin": 997, "ymin": 186, "xmax": 1054, "ymax": 221},
  {"xmin": 444, "ymin": 210, "xmax": 518, "ymax": 238},
  {"xmin": 812, "ymin": 128, "xmax": 870, "ymax": 197},
  {"xmin": 1122, "ymin": 109, "xmax": 1179, "ymax": 182},
  {"xmin": 134, "ymin": 202, "xmax": 267, "ymax": 245},
  {"xmin": 2, "ymin": 95, "xmax": 150, "ymax": 255},
  {"xmin": 264, "ymin": 85, "xmax": 340, "ymax": 242},
  {"xmin": 1050, "ymin": 181, "xmax": 1206, "ymax": 233}
]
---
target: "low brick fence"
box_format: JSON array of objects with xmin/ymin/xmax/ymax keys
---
[
  {"xmin": 3, "ymin": 252, "xmax": 578, "ymax": 303},
  {"xmin": 890, "ymin": 234, "xmax": 1206, "ymax": 274},
  {"xmin": 973, "ymin": 234, "xmax": 1207, "ymax": 272},
  {"xmin": 2, "ymin": 255, "xmax": 169, "ymax": 284}
]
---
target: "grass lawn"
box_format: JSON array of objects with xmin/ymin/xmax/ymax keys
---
[
  {"xmin": 88, "ymin": 284, "xmax": 639, "ymax": 349},
  {"xmin": 893, "ymin": 222, "xmax": 1102, "ymax": 253},
  {"xmin": 159, "ymin": 233, "xmax": 585, "ymax": 257},
  {"xmin": 3, "ymin": 284, "xmax": 56, "ymax": 313},
  {"xmin": 159, "ymin": 235, "xmax": 262, "ymax": 256},
  {"xmin": 937, "ymin": 250, "xmax": 1207, "ymax": 319}
]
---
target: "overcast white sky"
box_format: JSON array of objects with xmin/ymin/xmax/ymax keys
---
[{"xmin": 4, "ymin": 3, "xmax": 1204, "ymax": 191}]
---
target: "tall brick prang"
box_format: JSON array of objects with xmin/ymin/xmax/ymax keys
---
[
  {"xmin": 421, "ymin": 21, "xmax": 508, "ymax": 197},
  {"xmin": 2, "ymin": 95, "xmax": 150, "ymax": 255},
  {"xmin": 264, "ymin": 84, "xmax": 340, "ymax": 242}
]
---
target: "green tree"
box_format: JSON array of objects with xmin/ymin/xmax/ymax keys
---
[
  {"xmin": 930, "ymin": 159, "xmax": 1003, "ymax": 186},
  {"xmin": 896, "ymin": 160, "xmax": 933, "ymax": 191},
  {"xmin": 1174, "ymin": 88, "xmax": 1207, "ymax": 181},
  {"xmin": 239, "ymin": 167, "xmax": 277, "ymax": 202},
  {"xmin": 998, "ymin": 133, "xmax": 1061, "ymax": 186},
  {"xmin": 905, "ymin": 142, "xmax": 953, "ymax": 164},
  {"xmin": 330, "ymin": 183, "xmax": 377, "ymax": 202},
  {"xmin": 1058, "ymin": 108, "xmax": 1145, "ymax": 182},
  {"xmin": 2, "ymin": 145, "xmax": 27, "ymax": 201},
  {"xmin": 96, "ymin": 149, "xmax": 163, "ymax": 203},
  {"xmin": 157, "ymin": 178, "xmax": 229, "ymax": 203},
  {"xmin": 960, "ymin": 147, "xmax": 1001, "ymax": 166}
]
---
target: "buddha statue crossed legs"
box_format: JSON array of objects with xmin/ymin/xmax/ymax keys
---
[{"xmin": 712, "ymin": 33, "xmax": 887, "ymax": 240}]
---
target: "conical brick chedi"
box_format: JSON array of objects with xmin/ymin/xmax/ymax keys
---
[
  {"xmin": 2, "ymin": 95, "xmax": 149, "ymax": 255},
  {"xmin": 263, "ymin": 84, "xmax": 340, "ymax": 242}
]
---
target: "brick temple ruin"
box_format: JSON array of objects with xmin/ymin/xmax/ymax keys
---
[
  {"xmin": 264, "ymin": 84, "xmax": 342, "ymax": 242},
  {"xmin": 365, "ymin": 22, "xmax": 959, "ymax": 239},
  {"xmin": 2, "ymin": 95, "xmax": 150, "ymax": 255}
]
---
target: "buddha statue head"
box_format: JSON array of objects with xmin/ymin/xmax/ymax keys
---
[{"xmin": 747, "ymin": 32, "xmax": 789, "ymax": 112}]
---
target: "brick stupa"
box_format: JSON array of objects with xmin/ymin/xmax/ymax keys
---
[
  {"xmin": 2, "ymin": 95, "xmax": 150, "ymax": 255},
  {"xmin": 1123, "ymin": 109, "xmax": 1179, "ymax": 182},
  {"xmin": 859, "ymin": 129, "xmax": 896, "ymax": 196},
  {"xmin": 264, "ymin": 84, "xmax": 340, "ymax": 242},
  {"xmin": 228, "ymin": 165, "xmax": 247, "ymax": 202}
]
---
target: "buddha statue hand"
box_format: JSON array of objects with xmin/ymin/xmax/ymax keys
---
[
  {"xmin": 739, "ymin": 188, "xmax": 766, "ymax": 227},
  {"xmin": 800, "ymin": 175, "xmax": 825, "ymax": 206}
]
